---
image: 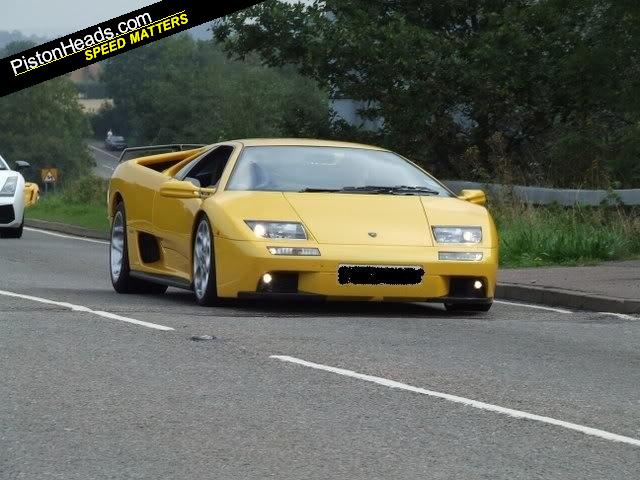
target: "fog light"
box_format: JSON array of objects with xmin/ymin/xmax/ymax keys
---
[
  {"xmin": 262, "ymin": 273, "xmax": 273, "ymax": 285},
  {"xmin": 267, "ymin": 247, "xmax": 320, "ymax": 256},
  {"xmin": 474, "ymin": 280, "xmax": 483, "ymax": 290},
  {"xmin": 438, "ymin": 252, "xmax": 483, "ymax": 261}
]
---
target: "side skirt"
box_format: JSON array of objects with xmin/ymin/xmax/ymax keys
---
[{"xmin": 130, "ymin": 271, "xmax": 192, "ymax": 290}]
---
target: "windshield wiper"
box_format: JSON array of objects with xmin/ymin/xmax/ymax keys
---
[
  {"xmin": 298, "ymin": 187, "xmax": 343, "ymax": 193},
  {"xmin": 299, "ymin": 185, "xmax": 440, "ymax": 195},
  {"xmin": 388, "ymin": 185, "xmax": 440, "ymax": 195},
  {"xmin": 341, "ymin": 186, "xmax": 395, "ymax": 194},
  {"xmin": 341, "ymin": 185, "xmax": 440, "ymax": 195}
]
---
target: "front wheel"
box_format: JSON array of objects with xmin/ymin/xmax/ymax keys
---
[{"xmin": 192, "ymin": 216, "xmax": 218, "ymax": 306}]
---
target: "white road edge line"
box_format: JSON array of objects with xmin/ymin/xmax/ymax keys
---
[
  {"xmin": 598, "ymin": 311, "xmax": 639, "ymax": 321},
  {"xmin": 0, "ymin": 290, "xmax": 174, "ymax": 332},
  {"xmin": 89, "ymin": 144, "xmax": 120, "ymax": 159},
  {"xmin": 494, "ymin": 299, "xmax": 573, "ymax": 314},
  {"xmin": 24, "ymin": 227, "xmax": 109, "ymax": 245},
  {"xmin": 271, "ymin": 355, "xmax": 640, "ymax": 448}
]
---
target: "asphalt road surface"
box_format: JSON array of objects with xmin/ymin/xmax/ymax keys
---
[
  {"xmin": 89, "ymin": 141, "xmax": 120, "ymax": 179},
  {"xmin": 1, "ymin": 228, "xmax": 639, "ymax": 479}
]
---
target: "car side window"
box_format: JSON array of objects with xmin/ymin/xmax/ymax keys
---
[{"xmin": 176, "ymin": 146, "xmax": 234, "ymax": 188}]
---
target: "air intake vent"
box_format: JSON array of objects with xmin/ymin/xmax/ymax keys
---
[{"xmin": 0, "ymin": 205, "xmax": 15, "ymax": 224}]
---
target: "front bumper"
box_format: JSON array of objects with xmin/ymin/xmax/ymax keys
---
[{"xmin": 214, "ymin": 237, "xmax": 498, "ymax": 302}]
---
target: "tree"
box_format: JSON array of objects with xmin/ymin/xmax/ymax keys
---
[
  {"xmin": 0, "ymin": 42, "xmax": 93, "ymax": 183},
  {"xmin": 215, "ymin": 0, "xmax": 640, "ymax": 187},
  {"xmin": 102, "ymin": 34, "xmax": 332, "ymax": 145}
]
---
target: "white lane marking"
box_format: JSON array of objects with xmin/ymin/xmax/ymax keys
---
[
  {"xmin": 89, "ymin": 145, "xmax": 119, "ymax": 160},
  {"xmin": 101, "ymin": 163, "xmax": 115, "ymax": 171},
  {"xmin": 271, "ymin": 355, "xmax": 640, "ymax": 448},
  {"xmin": 0, "ymin": 290, "xmax": 174, "ymax": 331},
  {"xmin": 495, "ymin": 299, "xmax": 572, "ymax": 314},
  {"xmin": 598, "ymin": 312, "xmax": 639, "ymax": 321},
  {"xmin": 24, "ymin": 227, "xmax": 109, "ymax": 245}
]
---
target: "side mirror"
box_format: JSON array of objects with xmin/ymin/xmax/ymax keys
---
[
  {"xmin": 14, "ymin": 161, "xmax": 30, "ymax": 172},
  {"xmin": 159, "ymin": 180, "xmax": 215, "ymax": 199},
  {"xmin": 458, "ymin": 189, "xmax": 487, "ymax": 206}
]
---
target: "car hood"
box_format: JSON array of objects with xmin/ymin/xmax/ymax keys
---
[
  {"xmin": 214, "ymin": 191, "xmax": 494, "ymax": 247},
  {"xmin": 283, "ymin": 192, "xmax": 433, "ymax": 246}
]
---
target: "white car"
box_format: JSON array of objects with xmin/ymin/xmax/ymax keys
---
[{"xmin": 0, "ymin": 154, "xmax": 29, "ymax": 238}]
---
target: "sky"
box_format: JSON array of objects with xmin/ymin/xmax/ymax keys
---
[{"xmin": 1, "ymin": 0, "xmax": 159, "ymax": 36}]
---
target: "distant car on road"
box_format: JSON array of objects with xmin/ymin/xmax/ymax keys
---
[
  {"xmin": 108, "ymin": 139, "xmax": 498, "ymax": 312},
  {"xmin": 105, "ymin": 135, "xmax": 128, "ymax": 151},
  {"xmin": 0, "ymin": 154, "xmax": 31, "ymax": 238}
]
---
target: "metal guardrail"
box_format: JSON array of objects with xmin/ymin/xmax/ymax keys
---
[{"xmin": 444, "ymin": 180, "xmax": 640, "ymax": 206}]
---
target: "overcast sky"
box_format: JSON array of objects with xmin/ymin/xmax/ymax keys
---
[{"xmin": 1, "ymin": 0, "xmax": 159, "ymax": 36}]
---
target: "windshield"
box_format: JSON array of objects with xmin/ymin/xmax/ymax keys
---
[{"xmin": 226, "ymin": 146, "xmax": 452, "ymax": 196}]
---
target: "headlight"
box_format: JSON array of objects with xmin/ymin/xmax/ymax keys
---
[
  {"xmin": 433, "ymin": 226, "xmax": 482, "ymax": 244},
  {"xmin": 0, "ymin": 176, "xmax": 18, "ymax": 197},
  {"xmin": 245, "ymin": 221, "xmax": 307, "ymax": 240}
]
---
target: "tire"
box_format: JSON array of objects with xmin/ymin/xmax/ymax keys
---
[
  {"xmin": 192, "ymin": 215, "xmax": 218, "ymax": 306},
  {"xmin": 1, "ymin": 219, "xmax": 23, "ymax": 238},
  {"xmin": 445, "ymin": 302, "xmax": 493, "ymax": 313},
  {"xmin": 110, "ymin": 202, "xmax": 167, "ymax": 295}
]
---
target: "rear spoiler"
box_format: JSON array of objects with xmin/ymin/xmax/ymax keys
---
[{"xmin": 118, "ymin": 144, "xmax": 207, "ymax": 163}]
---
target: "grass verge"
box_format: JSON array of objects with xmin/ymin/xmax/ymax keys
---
[
  {"xmin": 493, "ymin": 202, "xmax": 640, "ymax": 267},
  {"xmin": 27, "ymin": 194, "xmax": 109, "ymax": 233}
]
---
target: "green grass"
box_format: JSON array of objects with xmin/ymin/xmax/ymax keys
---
[
  {"xmin": 493, "ymin": 202, "xmax": 640, "ymax": 268},
  {"xmin": 28, "ymin": 194, "xmax": 109, "ymax": 233}
]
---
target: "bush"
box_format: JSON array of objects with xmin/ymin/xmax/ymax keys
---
[{"xmin": 61, "ymin": 175, "xmax": 108, "ymax": 205}]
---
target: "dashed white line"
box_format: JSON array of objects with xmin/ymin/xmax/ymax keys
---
[
  {"xmin": 495, "ymin": 299, "xmax": 573, "ymax": 314},
  {"xmin": 101, "ymin": 163, "xmax": 115, "ymax": 171},
  {"xmin": 24, "ymin": 227, "xmax": 109, "ymax": 245},
  {"xmin": 0, "ymin": 290, "xmax": 173, "ymax": 331},
  {"xmin": 271, "ymin": 355, "xmax": 640, "ymax": 448}
]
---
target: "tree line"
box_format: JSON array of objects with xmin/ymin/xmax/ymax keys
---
[{"xmin": 216, "ymin": 0, "xmax": 640, "ymax": 188}]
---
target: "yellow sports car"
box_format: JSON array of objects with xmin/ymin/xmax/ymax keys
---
[
  {"xmin": 107, "ymin": 139, "xmax": 498, "ymax": 312},
  {"xmin": 24, "ymin": 182, "xmax": 40, "ymax": 207}
]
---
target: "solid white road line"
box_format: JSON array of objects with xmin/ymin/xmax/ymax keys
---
[
  {"xmin": 494, "ymin": 299, "xmax": 573, "ymax": 314},
  {"xmin": 598, "ymin": 311, "xmax": 640, "ymax": 321},
  {"xmin": 89, "ymin": 145, "xmax": 120, "ymax": 159},
  {"xmin": 271, "ymin": 355, "xmax": 640, "ymax": 448},
  {"xmin": 0, "ymin": 290, "xmax": 174, "ymax": 331},
  {"xmin": 24, "ymin": 227, "xmax": 109, "ymax": 245}
]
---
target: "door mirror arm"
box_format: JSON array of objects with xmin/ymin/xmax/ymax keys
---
[{"xmin": 159, "ymin": 180, "xmax": 216, "ymax": 199}]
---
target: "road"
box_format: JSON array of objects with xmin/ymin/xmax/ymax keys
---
[
  {"xmin": 89, "ymin": 141, "xmax": 120, "ymax": 179},
  {"xmin": 1, "ymin": 228, "xmax": 639, "ymax": 479}
]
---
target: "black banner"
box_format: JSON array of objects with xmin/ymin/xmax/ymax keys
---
[{"xmin": 0, "ymin": 0, "xmax": 263, "ymax": 97}]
